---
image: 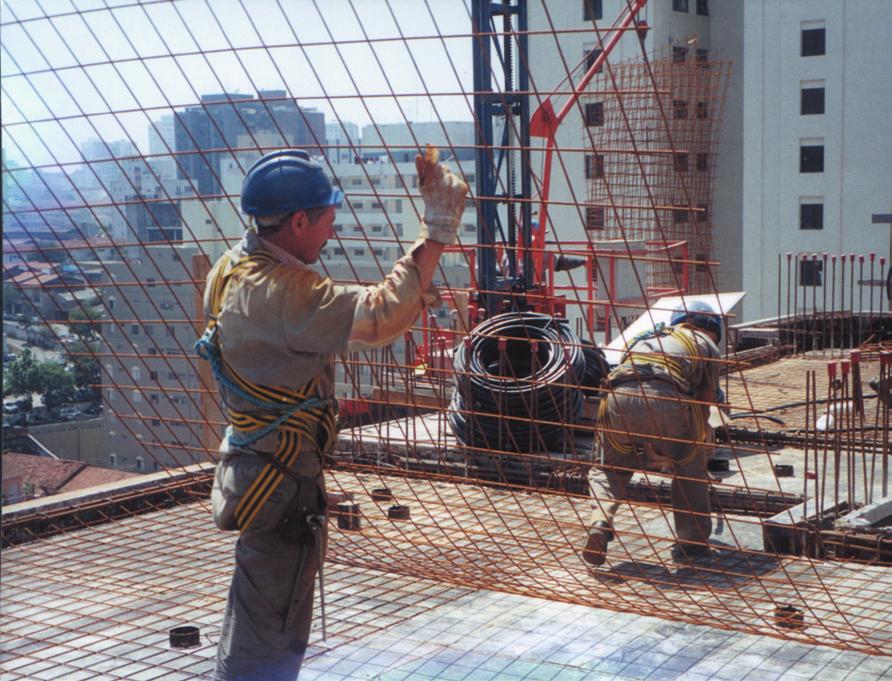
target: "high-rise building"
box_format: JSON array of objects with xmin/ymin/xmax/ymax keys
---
[
  {"xmin": 325, "ymin": 121, "xmax": 360, "ymax": 164},
  {"xmin": 174, "ymin": 91, "xmax": 325, "ymax": 196},
  {"xmin": 323, "ymin": 156, "xmax": 475, "ymax": 398},
  {"xmin": 525, "ymin": 0, "xmax": 891, "ymax": 321},
  {"xmin": 100, "ymin": 243, "xmax": 214, "ymax": 472},
  {"xmin": 361, "ymin": 121, "xmax": 477, "ymax": 163}
]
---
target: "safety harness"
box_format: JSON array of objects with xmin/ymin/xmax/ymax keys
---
[
  {"xmin": 598, "ymin": 324, "xmax": 707, "ymax": 462},
  {"xmin": 195, "ymin": 250, "xmax": 337, "ymax": 532}
]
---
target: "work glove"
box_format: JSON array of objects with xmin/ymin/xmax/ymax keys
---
[{"xmin": 415, "ymin": 144, "xmax": 469, "ymax": 245}]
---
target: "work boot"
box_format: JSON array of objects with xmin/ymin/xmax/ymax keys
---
[
  {"xmin": 671, "ymin": 540, "xmax": 712, "ymax": 564},
  {"xmin": 582, "ymin": 522, "xmax": 613, "ymax": 566}
]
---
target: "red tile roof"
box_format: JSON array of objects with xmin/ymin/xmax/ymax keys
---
[{"xmin": 2, "ymin": 452, "xmax": 138, "ymax": 500}]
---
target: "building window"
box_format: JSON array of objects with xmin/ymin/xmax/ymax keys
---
[
  {"xmin": 673, "ymin": 153, "xmax": 689, "ymax": 173},
  {"xmin": 583, "ymin": 0, "xmax": 602, "ymax": 20},
  {"xmin": 136, "ymin": 456, "xmax": 144, "ymax": 471},
  {"xmin": 696, "ymin": 101, "xmax": 708, "ymax": 119},
  {"xmin": 696, "ymin": 49, "xmax": 709, "ymax": 66},
  {"xmin": 697, "ymin": 203, "xmax": 709, "ymax": 223},
  {"xmin": 801, "ymin": 28, "xmax": 825, "ymax": 57},
  {"xmin": 585, "ymin": 154, "xmax": 604, "ymax": 179},
  {"xmin": 353, "ymin": 249, "xmax": 365, "ymax": 256},
  {"xmin": 394, "ymin": 200, "xmax": 402, "ymax": 213},
  {"xmin": 673, "ymin": 47, "xmax": 687, "ymax": 64},
  {"xmin": 152, "ymin": 418, "xmax": 161, "ymax": 426},
  {"xmin": 800, "ymin": 260, "xmax": 823, "ymax": 286},
  {"xmin": 800, "ymin": 144, "xmax": 824, "ymax": 173},
  {"xmin": 673, "ymin": 0, "xmax": 689, "ymax": 12},
  {"xmin": 673, "ymin": 205, "xmax": 689, "ymax": 223},
  {"xmin": 106, "ymin": 389, "xmax": 114, "ymax": 401},
  {"xmin": 801, "ymin": 86, "xmax": 825, "ymax": 115},
  {"xmin": 108, "ymin": 297, "xmax": 116, "ymax": 311},
  {"xmin": 131, "ymin": 366, "xmax": 141, "ymax": 380},
  {"xmin": 132, "ymin": 390, "xmax": 142, "ymax": 403},
  {"xmin": 371, "ymin": 225, "xmax": 383, "ymax": 233},
  {"xmin": 147, "ymin": 278, "xmax": 155, "ymax": 288},
  {"xmin": 160, "ymin": 300, "xmax": 174, "ymax": 311},
  {"xmin": 696, "ymin": 153, "xmax": 708, "ymax": 172},
  {"xmin": 673, "ymin": 100, "xmax": 688, "ymax": 119},
  {"xmin": 696, "ymin": 0, "xmax": 708, "ymax": 16},
  {"xmin": 586, "ymin": 206, "xmax": 605, "ymax": 231},
  {"xmin": 130, "ymin": 324, "xmax": 140, "ymax": 335},
  {"xmin": 352, "ymin": 202, "xmax": 363, "ymax": 210},
  {"xmin": 800, "ymin": 202, "xmax": 824, "ymax": 230},
  {"xmin": 166, "ymin": 325, "xmax": 175, "ymax": 336},
  {"xmin": 584, "ymin": 101, "xmax": 605, "ymax": 127},
  {"xmin": 334, "ymin": 248, "xmax": 345, "ymax": 256},
  {"xmin": 149, "ymin": 370, "xmax": 158, "ymax": 380},
  {"xmin": 109, "ymin": 453, "xmax": 117, "ymax": 467},
  {"xmin": 371, "ymin": 202, "xmax": 382, "ymax": 210},
  {"xmin": 150, "ymin": 393, "xmax": 160, "ymax": 404},
  {"xmin": 585, "ymin": 48, "xmax": 603, "ymax": 73}
]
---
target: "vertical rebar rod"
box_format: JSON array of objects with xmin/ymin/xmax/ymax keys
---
[
  {"xmin": 785, "ymin": 253, "xmax": 792, "ymax": 348},
  {"xmin": 821, "ymin": 253, "xmax": 828, "ymax": 354},
  {"xmin": 883, "ymin": 353, "xmax": 890, "ymax": 498},
  {"xmin": 830, "ymin": 255, "xmax": 837, "ymax": 355},
  {"xmin": 848, "ymin": 253, "xmax": 856, "ymax": 349},
  {"xmin": 811, "ymin": 253, "xmax": 819, "ymax": 352}
]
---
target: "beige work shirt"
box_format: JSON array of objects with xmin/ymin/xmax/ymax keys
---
[
  {"xmin": 205, "ymin": 229, "xmax": 439, "ymax": 455},
  {"xmin": 610, "ymin": 324, "xmax": 720, "ymax": 397}
]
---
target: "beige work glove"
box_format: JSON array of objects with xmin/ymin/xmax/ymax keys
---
[{"xmin": 415, "ymin": 144, "xmax": 469, "ymax": 245}]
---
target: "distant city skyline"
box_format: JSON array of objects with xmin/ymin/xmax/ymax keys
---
[{"xmin": 1, "ymin": 0, "xmax": 475, "ymax": 168}]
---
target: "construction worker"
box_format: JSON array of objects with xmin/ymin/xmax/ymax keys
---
[
  {"xmin": 582, "ymin": 300, "xmax": 722, "ymax": 566},
  {"xmin": 200, "ymin": 146, "xmax": 467, "ymax": 680}
]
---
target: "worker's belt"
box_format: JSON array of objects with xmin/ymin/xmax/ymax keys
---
[
  {"xmin": 196, "ymin": 250, "xmax": 337, "ymax": 534},
  {"xmin": 607, "ymin": 363, "xmax": 680, "ymax": 390}
]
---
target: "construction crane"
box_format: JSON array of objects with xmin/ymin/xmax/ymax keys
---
[{"xmin": 471, "ymin": 0, "xmax": 647, "ymax": 317}]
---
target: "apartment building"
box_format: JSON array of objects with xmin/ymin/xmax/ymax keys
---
[
  {"xmin": 525, "ymin": 0, "xmax": 891, "ymax": 321},
  {"xmin": 100, "ymin": 243, "xmax": 213, "ymax": 473}
]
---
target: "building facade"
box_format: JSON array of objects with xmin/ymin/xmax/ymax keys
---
[
  {"xmin": 525, "ymin": 0, "xmax": 891, "ymax": 322},
  {"xmin": 100, "ymin": 243, "xmax": 212, "ymax": 473}
]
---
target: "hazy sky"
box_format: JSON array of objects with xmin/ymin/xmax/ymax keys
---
[{"xmin": 1, "ymin": 0, "xmax": 475, "ymax": 168}]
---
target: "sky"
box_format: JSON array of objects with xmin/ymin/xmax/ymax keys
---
[{"xmin": 1, "ymin": 0, "xmax": 475, "ymax": 168}]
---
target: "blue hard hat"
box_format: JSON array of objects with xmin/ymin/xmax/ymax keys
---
[
  {"xmin": 240, "ymin": 150, "xmax": 344, "ymax": 217},
  {"xmin": 670, "ymin": 300, "xmax": 722, "ymax": 340}
]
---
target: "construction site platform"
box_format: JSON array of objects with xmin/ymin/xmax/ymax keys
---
[{"xmin": 3, "ymin": 468, "xmax": 891, "ymax": 680}]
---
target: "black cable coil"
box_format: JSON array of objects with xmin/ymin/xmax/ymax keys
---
[{"xmin": 448, "ymin": 311, "xmax": 607, "ymax": 453}]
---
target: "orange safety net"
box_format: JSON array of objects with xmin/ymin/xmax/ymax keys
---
[{"xmin": 2, "ymin": 0, "xmax": 890, "ymax": 666}]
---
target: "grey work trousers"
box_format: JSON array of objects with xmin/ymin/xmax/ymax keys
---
[
  {"xmin": 587, "ymin": 382, "xmax": 712, "ymax": 544},
  {"xmin": 213, "ymin": 463, "xmax": 327, "ymax": 681}
]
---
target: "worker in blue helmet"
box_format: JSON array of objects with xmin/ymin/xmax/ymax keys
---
[
  {"xmin": 582, "ymin": 300, "xmax": 723, "ymax": 568},
  {"xmin": 202, "ymin": 146, "xmax": 467, "ymax": 681}
]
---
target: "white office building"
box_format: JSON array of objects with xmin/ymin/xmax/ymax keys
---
[{"xmin": 526, "ymin": 0, "xmax": 891, "ymax": 321}]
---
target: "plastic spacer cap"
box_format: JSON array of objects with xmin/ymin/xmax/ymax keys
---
[
  {"xmin": 827, "ymin": 362, "xmax": 837, "ymax": 378},
  {"xmin": 840, "ymin": 360, "xmax": 850, "ymax": 376},
  {"xmin": 850, "ymin": 350, "xmax": 860, "ymax": 365}
]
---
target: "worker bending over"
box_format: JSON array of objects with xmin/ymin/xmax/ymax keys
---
[
  {"xmin": 200, "ymin": 146, "xmax": 467, "ymax": 680},
  {"xmin": 582, "ymin": 301, "xmax": 722, "ymax": 567}
]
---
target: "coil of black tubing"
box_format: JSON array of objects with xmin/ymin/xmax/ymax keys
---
[{"xmin": 448, "ymin": 311, "xmax": 606, "ymax": 454}]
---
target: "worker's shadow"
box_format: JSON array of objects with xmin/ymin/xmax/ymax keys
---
[{"xmin": 591, "ymin": 542, "xmax": 781, "ymax": 592}]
